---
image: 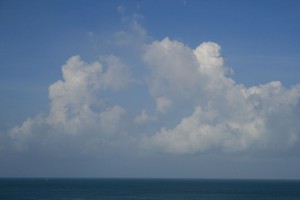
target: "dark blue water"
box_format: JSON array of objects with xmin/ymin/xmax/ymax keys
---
[{"xmin": 1, "ymin": 178, "xmax": 300, "ymax": 200}]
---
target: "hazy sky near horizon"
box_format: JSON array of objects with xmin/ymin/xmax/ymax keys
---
[{"xmin": 1, "ymin": 0, "xmax": 300, "ymax": 179}]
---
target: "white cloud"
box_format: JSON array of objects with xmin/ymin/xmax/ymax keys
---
[
  {"xmin": 6, "ymin": 55, "xmax": 131, "ymax": 152},
  {"xmin": 143, "ymin": 38, "xmax": 201, "ymax": 98},
  {"xmin": 46, "ymin": 55, "xmax": 130, "ymax": 134},
  {"xmin": 3, "ymin": 36, "xmax": 300, "ymax": 157},
  {"xmin": 194, "ymin": 41, "xmax": 224, "ymax": 72},
  {"xmin": 143, "ymin": 38, "xmax": 300, "ymax": 154},
  {"xmin": 9, "ymin": 115, "xmax": 46, "ymax": 151},
  {"xmin": 47, "ymin": 55, "xmax": 102, "ymax": 131}
]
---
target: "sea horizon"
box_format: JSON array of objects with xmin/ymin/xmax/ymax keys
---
[
  {"xmin": 2, "ymin": 177, "xmax": 300, "ymax": 199},
  {"xmin": 1, "ymin": 176, "xmax": 300, "ymax": 181}
]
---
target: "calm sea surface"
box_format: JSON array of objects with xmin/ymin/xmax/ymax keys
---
[{"xmin": 0, "ymin": 178, "xmax": 300, "ymax": 200}]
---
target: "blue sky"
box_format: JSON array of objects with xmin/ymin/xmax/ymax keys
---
[{"xmin": 1, "ymin": 0, "xmax": 300, "ymax": 178}]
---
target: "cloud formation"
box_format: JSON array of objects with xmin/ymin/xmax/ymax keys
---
[
  {"xmin": 143, "ymin": 38, "xmax": 300, "ymax": 154},
  {"xmin": 7, "ymin": 55, "xmax": 130, "ymax": 152},
  {"xmin": 48, "ymin": 55, "xmax": 130, "ymax": 135},
  {"xmin": 2, "ymin": 36, "xmax": 300, "ymax": 156}
]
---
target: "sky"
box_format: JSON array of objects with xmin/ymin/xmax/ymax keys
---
[{"xmin": 0, "ymin": 0, "xmax": 300, "ymax": 179}]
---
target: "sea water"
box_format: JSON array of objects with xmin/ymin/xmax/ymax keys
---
[{"xmin": 0, "ymin": 178, "xmax": 300, "ymax": 200}]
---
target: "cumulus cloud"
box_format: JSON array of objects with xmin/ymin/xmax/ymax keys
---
[
  {"xmin": 2, "ymin": 36, "xmax": 300, "ymax": 157},
  {"xmin": 47, "ymin": 55, "xmax": 130, "ymax": 134},
  {"xmin": 143, "ymin": 38, "xmax": 300, "ymax": 154},
  {"xmin": 143, "ymin": 38, "xmax": 201, "ymax": 98},
  {"xmin": 6, "ymin": 55, "xmax": 130, "ymax": 152}
]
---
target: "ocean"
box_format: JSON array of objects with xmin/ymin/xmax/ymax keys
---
[{"xmin": 0, "ymin": 178, "xmax": 300, "ymax": 200}]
